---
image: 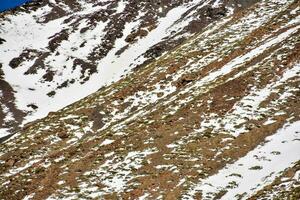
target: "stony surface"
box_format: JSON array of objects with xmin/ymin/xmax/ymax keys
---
[
  {"xmin": 0, "ymin": 0, "xmax": 252, "ymax": 137},
  {"xmin": 0, "ymin": 0, "xmax": 299, "ymax": 199}
]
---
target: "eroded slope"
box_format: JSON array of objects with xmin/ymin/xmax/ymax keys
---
[
  {"xmin": 0, "ymin": 0, "xmax": 299, "ymax": 199},
  {"xmin": 0, "ymin": 0, "xmax": 250, "ymax": 137}
]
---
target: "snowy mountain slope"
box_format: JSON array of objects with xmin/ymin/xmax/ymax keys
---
[
  {"xmin": 0, "ymin": 0, "xmax": 250, "ymax": 138},
  {"xmin": 0, "ymin": 0, "xmax": 299, "ymax": 199}
]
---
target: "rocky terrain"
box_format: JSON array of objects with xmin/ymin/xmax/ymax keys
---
[
  {"xmin": 0, "ymin": 0, "xmax": 251, "ymax": 137},
  {"xmin": 0, "ymin": 0, "xmax": 299, "ymax": 199}
]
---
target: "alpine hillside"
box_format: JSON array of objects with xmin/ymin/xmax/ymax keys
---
[
  {"xmin": 0, "ymin": 0, "xmax": 251, "ymax": 137},
  {"xmin": 0, "ymin": 0, "xmax": 300, "ymax": 200}
]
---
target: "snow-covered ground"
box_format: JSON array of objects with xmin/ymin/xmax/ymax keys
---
[
  {"xmin": 0, "ymin": 0, "xmax": 216, "ymax": 137},
  {"xmin": 185, "ymin": 121, "xmax": 300, "ymax": 199},
  {"xmin": 0, "ymin": 0, "xmax": 299, "ymax": 199}
]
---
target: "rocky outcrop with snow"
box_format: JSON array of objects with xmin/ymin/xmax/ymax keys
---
[
  {"xmin": 0, "ymin": 0, "xmax": 299, "ymax": 199},
  {"xmin": 0, "ymin": 0, "xmax": 247, "ymax": 137}
]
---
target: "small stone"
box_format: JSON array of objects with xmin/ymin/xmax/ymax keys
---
[
  {"xmin": 58, "ymin": 132, "xmax": 69, "ymax": 139},
  {"xmin": 6, "ymin": 159, "xmax": 15, "ymax": 167}
]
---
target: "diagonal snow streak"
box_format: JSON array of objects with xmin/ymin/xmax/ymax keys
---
[
  {"xmin": 184, "ymin": 121, "xmax": 300, "ymax": 199},
  {"xmin": 198, "ymin": 63, "xmax": 300, "ymax": 137},
  {"xmin": 0, "ymin": 0, "xmax": 209, "ymax": 130},
  {"xmin": 110, "ymin": 21, "xmax": 300, "ymax": 134}
]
